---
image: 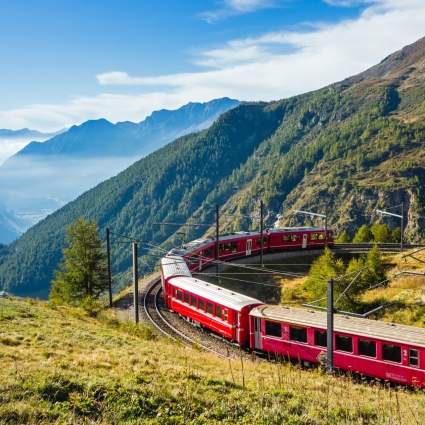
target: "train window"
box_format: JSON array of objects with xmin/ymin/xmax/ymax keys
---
[
  {"xmin": 318, "ymin": 233, "xmax": 325, "ymax": 240},
  {"xmin": 311, "ymin": 233, "xmax": 318, "ymax": 241},
  {"xmin": 314, "ymin": 330, "xmax": 327, "ymax": 347},
  {"xmin": 283, "ymin": 235, "xmax": 291, "ymax": 242},
  {"xmin": 265, "ymin": 321, "xmax": 282, "ymax": 337},
  {"xmin": 216, "ymin": 306, "xmax": 222, "ymax": 318},
  {"xmin": 199, "ymin": 299, "xmax": 205, "ymax": 311},
  {"xmin": 382, "ymin": 344, "xmax": 401, "ymax": 363},
  {"xmin": 188, "ymin": 256, "xmax": 198, "ymax": 265},
  {"xmin": 184, "ymin": 292, "xmax": 190, "ymax": 304},
  {"xmin": 358, "ymin": 339, "xmax": 376, "ymax": 357},
  {"xmin": 207, "ymin": 302, "xmax": 213, "ymax": 315},
  {"xmin": 176, "ymin": 290, "xmax": 183, "ymax": 301},
  {"xmin": 223, "ymin": 309, "xmax": 228, "ymax": 322},
  {"xmin": 220, "ymin": 242, "xmax": 238, "ymax": 252},
  {"xmin": 335, "ymin": 335, "xmax": 353, "ymax": 352},
  {"xmin": 190, "ymin": 296, "xmax": 197, "ymax": 307},
  {"xmin": 204, "ymin": 248, "xmax": 213, "ymax": 257},
  {"xmin": 409, "ymin": 349, "xmax": 419, "ymax": 367},
  {"xmin": 291, "ymin": 235, "xmax": 299, "ymax": 242},
  {"xmin": 289, "ymin": 326, "xmax": 307, "ymax": 343},
  {"xmin": 256, "ymin": 237, "xmax": 267, "ymax": 245}
]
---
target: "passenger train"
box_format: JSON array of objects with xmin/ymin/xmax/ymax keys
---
[{"xmin": 160, "ymin": 227, "xmax": 425, "ymax": 387}]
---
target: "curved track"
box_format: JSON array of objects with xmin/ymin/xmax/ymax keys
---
[
  {"xmin": 143, "ymin": 279, "xmax": 247, "ymax": 359},
  {"xmin": 139, "ymin": 244, "xmax": 424, "ymax": 358}
]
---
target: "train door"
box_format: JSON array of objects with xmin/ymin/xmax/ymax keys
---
[
  {"xmin": 302, "ymin": 234, "xmax": 308, "ymax": 249},
  {"xmin": 236, "ymin": 313, "xmax": 241, "ymax": 343},
  {"xmin": 253, "ymin": 317, "xmax": 262, "ymax": 350},
  {"xmin": 246, "ymin": 239, "xmax": 252, "ymax": 256}
]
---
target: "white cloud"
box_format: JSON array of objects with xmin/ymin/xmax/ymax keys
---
[
  {"xmin": 0, "ymin": 138, "xmax": 36, "ymax": 165},
  {"xmin": 1, "ymin": 0, "xmax": 424, "ymax": 132},
  {"xmin": 323, "ymin": 0, "xmax": 371, "ymax": 7},
  {"xmin": 200, "ymin": 0, "xmax": 279, "ymax": 22}
]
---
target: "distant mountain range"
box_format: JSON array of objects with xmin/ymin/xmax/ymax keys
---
[
  {"xmin": 1, "ymin": 37, "xmax": 425, "ymax": 297},
  {"xmin": 0, "ymin": 128, "xmax": 60, "ymax": 139},
  {"xmin": 0, "ymin": 97, "xmax": 239, "ymax": 243}
]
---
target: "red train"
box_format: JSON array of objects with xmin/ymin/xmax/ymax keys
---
[
  {"xmin": 160, "ymin": 227, "xmax": 425, "ymax": 387},
  {"xmin": 168, "ymin": 226, "xmax": 333, "ymax": 271}
]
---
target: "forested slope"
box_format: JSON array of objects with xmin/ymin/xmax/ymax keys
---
[{"xmin": 1, "ymin": 37, "xmax": 425, "ymax": 297}]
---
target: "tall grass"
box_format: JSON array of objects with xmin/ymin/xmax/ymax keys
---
[{"xmin": 1, "ymin": 297, "xmax": 424, "ymax": 424}]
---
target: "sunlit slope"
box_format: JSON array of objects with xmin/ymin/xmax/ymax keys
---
[
  {"xmin": 1, "ymin": 297, "xmax": 425, "ymax": 424},
  {"xmin": 1, "ymin": 37, "xmax": 425, "ymax": 297}
]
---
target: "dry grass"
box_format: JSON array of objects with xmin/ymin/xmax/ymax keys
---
[{"xmin": 1, "ymin": 297, "xmax": 425, "ymax": 424}]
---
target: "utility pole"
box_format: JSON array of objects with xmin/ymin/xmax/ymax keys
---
[
  {"xmin": 132, "ymin": 242, "xmax": 139, "ymax": 324},
  {"xmin": 324, "ymin": 206, "xmax": 328, "ymax": 248},
  {"xmin": 260, "ymin": 200, "xmax": 264, "ymax": 267},
  {"xmin": 106, "ymin": 228, "xmax": 112, "ymax": 307},
  {"xmin": 327, "ymin": 279, "xmax": 334, "ymax": 374},
  {"xmin": 215, "ymin": 204, "xmax": 220, "ymax": 277},
  {"xmin": 400, "ymin": 202, "xmax": 404, "ymax": 251}
]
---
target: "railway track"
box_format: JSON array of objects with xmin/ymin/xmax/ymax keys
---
[
  {"xmin": 333, "ymin": 243, "xmax": 424, "ymax": 252},
  {"xmin": 143, "ymin": 279, "xmax": 245, "ymax": 359},
  {"xmin": 138, "ymin": 244, "xmax": 424, "ymax": 359}
]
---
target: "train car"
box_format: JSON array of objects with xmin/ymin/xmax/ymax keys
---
[
  {"xmin": 268, "ymin": 227, "xmax": 333, "ymax": 251},
  {"xmin": 169, "ymin": 227, "xmax": 332, "ymax": 273},
  {"xmin": 161, "ymin": 255, "xmax": 263, "ymax": 346},
  {"xmin": 160, "ymin": 255, "xmax": 192, "ymax": 308},
  {"xmin": 249, "ymin": 305, "xmax": 425, "ymax": 387}
]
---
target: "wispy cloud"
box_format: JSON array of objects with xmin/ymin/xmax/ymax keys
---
[
  {"xmin": 200, "ymin": 0, "xmax": 279, "ymax": 22},
  {"xmin": 0, "ymin": 0, "xmax": 424, "ymax": 132},
  {"xmin": 323, "ymin": 0, "xmax": 371, "ymax": 7}
]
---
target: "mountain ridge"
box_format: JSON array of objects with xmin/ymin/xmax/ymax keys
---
[
  {"xmin": 0, "ymin": 97, "xmax": 239, "ymax": 243},
  {"xmin": 1, "ymin": 38, "xmax": 425, "ymax": 297}
]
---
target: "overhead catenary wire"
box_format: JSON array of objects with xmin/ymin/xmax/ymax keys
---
[
  {"xmin": 193, "ymin": 272, "xmax": 281, "ymax": 288},
  {"xmin": 114, "ymin": 232, "xmax": 304, "ymax": 278}
]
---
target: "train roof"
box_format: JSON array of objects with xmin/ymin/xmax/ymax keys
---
[
  {"xmin": 168, "ymin": 276, "xmax": 263, "ymax": 311},
  {"xmin": 167, "ymin": 227, "xmax": 330, "ymax": 256},
  {"xmin": 250, "ymin": 305, "xmax": 425, "ymax": 348},
  {"xmin": 161, "ymin": 256, "xmax": 192, "ymax": 280},
  {"xmin": 269, "ymin": 226, "xmax": 327, "ymax": 233}
]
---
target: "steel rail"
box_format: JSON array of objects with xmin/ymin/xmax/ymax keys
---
[{"xmin": 142, "ymin": 279, "xmax": 228, "ymax": 358}]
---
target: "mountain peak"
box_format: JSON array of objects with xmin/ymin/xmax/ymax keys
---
[{"xmin": 344, "ymin": 36, "xmax": 425, "ymax": 86}]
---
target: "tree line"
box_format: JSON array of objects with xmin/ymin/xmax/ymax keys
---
[
  {"xmin": 303, "ymin": 245, "xmax": 386, "ymax": 313},
  {"xmin": 336, "ymin": 223, "xmax": 401, "ymax": 244}
]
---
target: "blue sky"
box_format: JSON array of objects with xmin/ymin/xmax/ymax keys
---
[{"xmin": 0, "ymin": 0, "xmax": 424, "ymax": 131}]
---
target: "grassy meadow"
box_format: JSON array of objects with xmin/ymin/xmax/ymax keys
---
[{"xmin": 1, "ymin": 296, "xmax": 425, "ymax": 424}]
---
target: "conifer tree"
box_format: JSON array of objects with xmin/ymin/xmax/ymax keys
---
[
  {"xmin": 370, "ymin": 223, "xmax": 391, "ymax": 242},
  {"xmin": 303, "ymin": 248, "xmax": 345, "ymax": 301},
  {"xmin": 391, "ymin": 227, "xmax": 401, "ymax": 243},
  {"xmin": 335, "ymin": 231, "xmax": 350, "ymax": 243},
  {"xmin": 364, "ymin": 243, "xmax": 386, "ymax": 284},
  {"xmin": 352, "ymin": 224, "xmax": 372, "ymax": 243},
  {"xmin": 50, "ymin": 218, "xmax": 108, "ymax": 306}
]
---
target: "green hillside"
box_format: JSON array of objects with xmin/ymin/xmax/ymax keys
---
[
  {"xmin": 2, "ymin": 297, "xmax": 424, "ymax": 424},
  {"xmin": 1, "ymin": 37, "xmax": 425, "ymax": 297}
]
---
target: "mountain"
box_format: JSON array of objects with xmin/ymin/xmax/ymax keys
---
[
  {"xmin": 0, "ymin": 128, "xmax": 58, "ymax": 139},
  {"xmin": 1, "ymin": 37, "xmax": 425, "ymax": 297},
  {"xmin": 0, "ymin": 203, "xmax": 28, "ymax": 244},
  {"xmin": 0, "ymin": 128, "xmax": 61, "ymax": 166},
  {"xmin": 0, "ymin": 98, "xmax": 239, "ymax": 243},
  {"xmin": 13, "ymin": 98, "xmax": 239, "ymax": 158}
]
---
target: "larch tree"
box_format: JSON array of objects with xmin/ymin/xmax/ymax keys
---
[
  {"xmin": 352, "ymin": 224, "xmax": 373, "ymax": 243},
  {"xmin": 50, "ymin": 218, "xmax": 108, "ymax": 306}
]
